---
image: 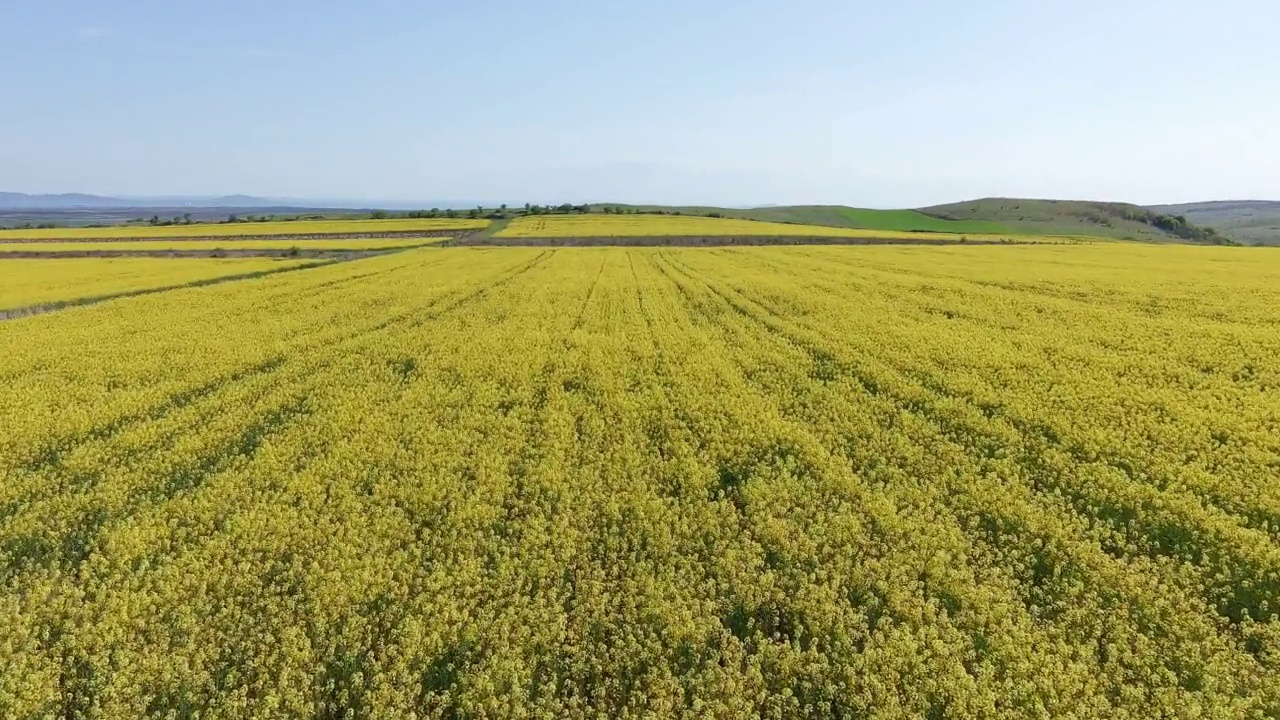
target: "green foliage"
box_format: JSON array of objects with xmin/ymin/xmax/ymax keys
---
[{"xmin": 921, "ymin": 198, "xmax": 1235, "ymax": 243}]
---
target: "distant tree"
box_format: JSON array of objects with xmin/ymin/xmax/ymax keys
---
[
  {"xmin": 182, "ymin": 213, "xmax": 193, "ymax": 225},
  {"xmin": 603, "ymin": 206, "xmax": 614, "ymax": 214},
  {"xmin": 529, "ymin": 205, "xmax": 543, "ymax": 216},
  {"xmin": 429, "ymin": 208, "xmax": 440, "ymax": 218},
  {"xmin": 149, "ymin": 215, "xmax": 161, "ymax": 226},
  {"xmin": 370, "ymin": 210, "xmax": 389, "ymax": 220},
  {"xmin": 227, "ymin": 214, "xmax": 239, "ymax": 224},
  {"xmin": 523, "ymin": 202, "xmax": 532, "ymax": 215},
  {"xmin": 557, "ymin": 203, "xmax": 574, "ymax": 214},
  {"xmin": 445, "ymin": 208, "xmax": 458, "ymax": 219},
  {"xmin": 467, "ymin": 208, "xmax": 480, "ymax": 219}
]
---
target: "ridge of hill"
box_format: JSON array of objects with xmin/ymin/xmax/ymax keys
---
[
  {"xmin": 918, "ymin": 198, "xmax": 1232, "ymax": 244},
  {"xmin": 1147, "ymin": 201, "xmax": 1280, "ymax": 246},
  {"xmin": 605, "ymin": 200, "xmax": 1230, "ymax": 243},
  {"xmin": 603, "ymin": 204, "xmax": 1014, "ymax": 235}
]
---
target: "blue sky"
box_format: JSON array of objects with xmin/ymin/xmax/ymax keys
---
[{"xmin": 2, "ymin": 0, "xmax": 1276, "ymax": 207}]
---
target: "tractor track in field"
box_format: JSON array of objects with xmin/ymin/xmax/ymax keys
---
[
  {"xmin": 0, "ymin": 261, "xmax": 339, "ymax": 322},
  {"xmin": 0, "ymin": 248, "xmax": 420, "ymax": 260}
]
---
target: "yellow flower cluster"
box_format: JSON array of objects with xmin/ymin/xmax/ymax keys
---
[
  {"xmin": 496, "ymin": 214, "xmax": 1083, "ymax": 242},
  {"xmin": 1, "ymin": 244, "xmax": 1278, "ymax": 718},
  {"xmin": 0, "ymin": 257, "xmax": 318, "ymax": 312}
]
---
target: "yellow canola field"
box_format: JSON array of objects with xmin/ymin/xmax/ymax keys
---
[
  {"xmin": 0, "ymin": 257, "xmax": 318, "ymax": 311},
  {"xmin": 0, "ymin": 237, "xmax": 446, "ymax": 253},
  {"xmin": 1, "ymin": 244, "xmax": 1279, "ymax": 717},
  {"xmin": 496, "ymin": 213, "xmax": 1083, "ymax": 241},
  {"xmin": 0, "ymin": 217, "xmax": 488, "ymax": 241}
]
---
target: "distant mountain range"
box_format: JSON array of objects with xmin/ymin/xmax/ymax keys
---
[
  {"xmin": 0, "ymin": 193, "xmax": 287, "ymax": 209},
  {"xmin": 0, "ymin": 193, "xmax": 485, "ymax": 211}
]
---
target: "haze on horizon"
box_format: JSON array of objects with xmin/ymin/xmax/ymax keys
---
[{"xmin": 2, "ymin": 0, "xmax": 1277, "ymax": 209}]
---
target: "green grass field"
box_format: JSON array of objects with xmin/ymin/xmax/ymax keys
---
[
  {"xmin": 919, "ymin": 199, "xmax": 1182, "ymax": 240},
  {"xmin": 1150, "ymin": 201, "xmax": 1280, "ymax": 245},
  {"xmin": 599, "ymin": 200, "xmax": 1228, "ymax": 244},
  {"xmin": 762, "ymin": 206, "xmax": 1015, "ymax": 234},
  {"xmin": 605, "ymin": 204, "xmax": 1015, "ymax": 234},
  {"xmin": 495, "ymin": 214, "xmax": 1066, "ymax": 241}
]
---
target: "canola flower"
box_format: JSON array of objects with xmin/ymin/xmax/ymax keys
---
[
  {"xmin": 496, "ymin": 214, "xmax": 1086, "ymax": 242},
  {"xmin": 0, "ymin": 244, "xmax": 1278, "ymax": 718},
  {"xmin": 0, "ymin": 257, "xmax": 319, "ymax": 312}
]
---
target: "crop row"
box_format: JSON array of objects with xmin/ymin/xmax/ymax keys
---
[
  {"xmin": 0, "ymin": 218, "xmax": 488, "ymax": 241},
  {"xmin": 1, "ymin": 245, "xmax": 1278, "ymax": 718},
  {"xmin": 0, "ymin": 258, "xmax": 320, "ymax": 313},
  {"xmin": 494, "ymin": 214, "xmax": 1087, "ymax": 242}
]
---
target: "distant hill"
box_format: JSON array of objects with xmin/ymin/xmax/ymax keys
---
[
  {"xmin": 606, "ymin": 200, "xmax": 1229, "ymax": 243},
  {"xmin": 0, "ymin": 192, "xmax": 1243, "ymax": 243},
  {"xmin": 1147, "ymin": 201, "xmax": 1280, "ymax": 246},
  {"xmin": 0, "ymin": 193, "xmax": 305, "ymax": 210},
  {"xmin": 0, "ymin": 193, "xmax": 487, "ymax": 211},
  {"xmin": 919, "ymin": 198, "xmax": 1232, "ymax": 244},
  {"xmin": 0, "ymin": 193, "xmax": 134, "ymax": 209},
  {"xmin": 606, "ymin": 204, "xmax": 1015, "ymax": 235}
]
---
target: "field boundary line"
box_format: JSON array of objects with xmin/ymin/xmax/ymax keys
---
[{"xmin": 0, "ymin": 261, "xmax": 337, "ymax": 321}]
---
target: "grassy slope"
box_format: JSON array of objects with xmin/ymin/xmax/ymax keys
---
[
  {"xmin": 606, "ymin": 204, "xmax": 1015, "ymax": 235},
  {"xmin": 918, "ymin": 198, "xmax": 1184, "ymax": 241},
  {"xmin": 495, "ymin": 214, "xmax": 1074, "ymax": 241},
  {"xmin": 1148, "ymin": 201, "xmax": 1280, "ymax": 246}
]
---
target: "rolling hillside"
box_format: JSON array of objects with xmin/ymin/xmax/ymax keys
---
[
  {"xmin": 1148, "ymin": 201, "xmax": 1280, "ymax": 246},
  {"xmin": 606, "ymin": 205, "xmax": 1014, "ymax": 235},
  {"xmin": 919, "ymin": 198, "xmax": 1231, "ymax": 244},
  {"xmin": 606, "ymin": 200, "xmax": 1230, "ymax": 243}
]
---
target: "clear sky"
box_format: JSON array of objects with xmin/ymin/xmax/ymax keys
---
[{"xmin": 2, "ymin": 0, "xmax": 1276, "ymax": 207}]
